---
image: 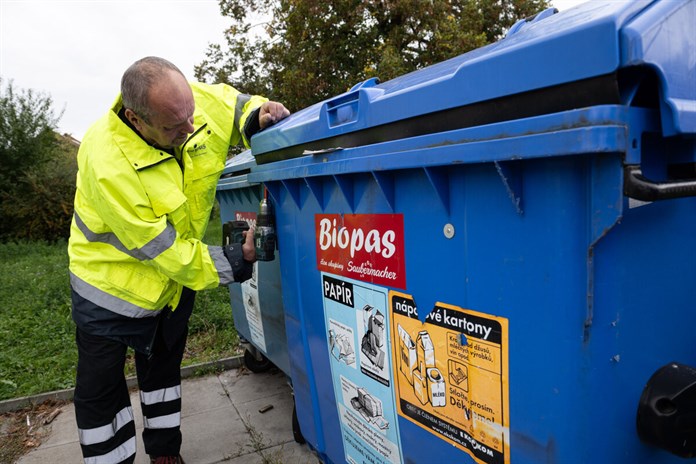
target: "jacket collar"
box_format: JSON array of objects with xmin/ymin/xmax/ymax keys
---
[{"xmin": 108, "ymin": 95, "xmax": 175, "ymax": 171}]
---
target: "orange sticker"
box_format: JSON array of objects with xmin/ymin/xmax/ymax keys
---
[{"xmin": 390, "ymin": 291, "xmax": 510, "ymax": 464}]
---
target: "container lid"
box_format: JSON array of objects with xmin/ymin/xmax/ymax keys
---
[
  {"xmin": 221, "ymin": 149, "xmax": 255, "ymax": 176},
  {"xmin": 217, "ymin": 150, "xmax": 258, "ymax": 191},
  {"xmin": 251, "ymin": 0, "xmax": 694, "ymax": 164}
]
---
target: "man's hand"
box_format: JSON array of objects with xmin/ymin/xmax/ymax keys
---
[
  {"xmin": 259, "ymin": 101, "xmax": 290, "ymax": 129},
  {"xmin": 242, "ymin": 225, "xmax": 256, "ymax": 262}
]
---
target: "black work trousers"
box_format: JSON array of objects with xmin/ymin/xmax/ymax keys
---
[{"xmin": 73, "ymin": 288, "xmax": 195, "ymax": 464}]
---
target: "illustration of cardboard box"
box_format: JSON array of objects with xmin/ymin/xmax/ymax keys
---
[
  {"xmin": 398, "ymin": 325, "xmax": 417, "ymax": 384},
  {"xmin": 413, "ymin": 369, "xmax": 429, "ymax": 405}
]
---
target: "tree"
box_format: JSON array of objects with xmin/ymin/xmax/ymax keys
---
[
  {"xmin": 196, "ymin": 0, "xmax": 551, "ymax": 112},
  {"xmin": 0, "ymin": 78, "xmax": 77, "ymax": 241},
  {"xmin": 0, "ymin": 78, "xmax": 63, "ymax": 191}
]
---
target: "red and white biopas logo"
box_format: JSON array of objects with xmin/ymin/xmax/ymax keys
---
[
  {"xmin": 315, "ymin": 214, "xmax": 406, "ymax": 289},
  {"xmin": 235, "ymin": 211, "xmax": 257, "ymax": 228}
]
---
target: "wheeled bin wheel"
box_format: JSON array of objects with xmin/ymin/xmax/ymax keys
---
[
  {"xmin": 243, "ymin": 348, "xmax": 273, "ymax": 373},
  {"xmin": 292, "ymin": 403, "xmax": 305, "ymax": 444}
]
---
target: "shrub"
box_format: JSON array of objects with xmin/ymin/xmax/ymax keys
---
[{"xmin": 0, "ymin": 134, "xmax": 77, "ymax": 242}]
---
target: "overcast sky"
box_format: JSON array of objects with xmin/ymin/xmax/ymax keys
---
[{"xmin": 1, "ymin": 0, "xmax": 587, "ymax": 141}]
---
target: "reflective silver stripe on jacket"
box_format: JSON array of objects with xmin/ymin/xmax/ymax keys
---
[
  {"xmin": 210, "ymin": 245, "xmax": 234, "ymax": 285},
  {"xmin": 233, "ymin": 93, "xmax": 251, "ymax": 132},
  {"xmin": 140, "ymin": 385, "xmax": 181, "ymax": 405},
  {"xmin": 74, "ymin": 212, "xmax": 176, "ymax": 261},
  {"xmin": 83, "ymin": 437, "xmax": 136, "ymax": 464},
  {"xmin": 143, "ymin": 412, "xmax": 181, "ymax": 430},
  {"xmin": 70, "ymin": 272, "xmax": 161, "ymax": 319},
  {"xmin": 78, "ymin": 406, "xmax": 133, "ymax": 446}
]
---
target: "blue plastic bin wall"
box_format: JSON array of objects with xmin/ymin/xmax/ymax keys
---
[
  {"xmin": 249, "ymin": 1, "xmax": 696, "ymax": 463},
  {"xmin": 215, "ymin": 150, "xmax": 290, "ymax": 376}
]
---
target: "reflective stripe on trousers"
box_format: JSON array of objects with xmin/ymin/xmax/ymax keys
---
[
  {"xmin": 78, "ymin": 406, "xmax": 136, "ymax": 464},
  {"xmin": 141, "ymin": 385, "xmax": 182, "ymax": 430},
  {"xmin": 79, "ymin": 406, "xmax": 134, "ymax": 445},
  {"xmin": 83, "ymin": 438, "xmax": 137, "ymax": 464}
]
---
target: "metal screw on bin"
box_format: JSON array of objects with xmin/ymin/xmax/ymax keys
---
[{"xmin": 443, "ymin": 223, "xmax": 455, "ymax": 239}]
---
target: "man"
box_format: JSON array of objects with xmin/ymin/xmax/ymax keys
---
[{"xmin": 67, "ymin": 56, "xmax": 290, "ymax": 464}]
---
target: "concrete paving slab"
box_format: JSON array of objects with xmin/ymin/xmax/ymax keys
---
[
  {"xmin": 234, "ymin": 391, "xmax": 296, "ymax": 448},
  {"xmin": 16, "ymin": 368, "xmax": 319, "ymax": 464},
  {"xmin": 137, "ymin": 407, "xmax": 249, "ymax": 464},
  {"xmin": 180, "ymin": 375, "xmax": 233, "ymax": 415},
  {"xmin": 219, "ymin": 368, "xmax": 291, "ymax": 405},
  {"xmin": 15, "ymin": 402, "xmax": 81, "ymax": 464},
  {"xmin": 35, "ymin": 402, "xmax": 77, "ymax": 448},
  {"xmin": 14, "ymin": 441, "xmax": 83, "ymax": 464},
  {"xmin": 130, "ymin": 389, "xmax": 144, "ymax": 430},
  {"xmin": 225, "ymin": 441, "xmax": 323, "ymax": 464}
]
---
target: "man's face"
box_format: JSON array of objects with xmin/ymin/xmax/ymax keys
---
[
  {"xmin": 126, "ymin": 70, "xmax": 195, "ymax": 149},
  {"xmin": 138, "ymin": 109, "xmax": 195, "ymax": 149}
]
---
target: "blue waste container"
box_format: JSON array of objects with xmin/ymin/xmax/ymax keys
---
[
  {"xmin": 216, "ymin": 150, "xmax": 290, "ymax": 376},
  {"xmin": 248, "ymin": 1, "xmax": 696, "ymax": 463}
]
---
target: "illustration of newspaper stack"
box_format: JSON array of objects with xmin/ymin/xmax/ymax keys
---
[
  {"xmin": 397, "ymin": 325, "xmax": 446, "ymax": 407},
  {"xmin": 350, "ymin": 387, "xmax": 390, "ymax": 430}
]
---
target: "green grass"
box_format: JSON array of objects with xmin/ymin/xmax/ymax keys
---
[
  {"xmin": 0, "ymin": 211, "xmax": 239, "ymax": 402},
  {"xmin": 0, "ymin": 241, "xmax": 75, "ymax": 401}
]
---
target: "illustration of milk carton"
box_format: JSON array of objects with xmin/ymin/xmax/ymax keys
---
[{"xmin": 427, "ymin": 367, "xmax": 446, "ymax": 407}]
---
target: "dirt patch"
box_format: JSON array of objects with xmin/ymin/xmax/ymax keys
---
[{"xmin": 0, "ymin": 400, "xmax": 67, "ymax": 463}]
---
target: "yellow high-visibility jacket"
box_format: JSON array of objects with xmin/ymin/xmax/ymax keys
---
[{"xmin": 68, "ymin": 82, "xmax": 267, "ymax": 318}]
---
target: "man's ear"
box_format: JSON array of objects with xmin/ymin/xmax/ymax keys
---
[{"xmin": 124, "ymin": 108, "xmax": 144, "ymax": 130}]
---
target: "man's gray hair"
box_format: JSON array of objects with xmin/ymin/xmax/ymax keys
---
[{"xmin": 121, "ymin": 56, "xmax": 184, "ymax": 123}]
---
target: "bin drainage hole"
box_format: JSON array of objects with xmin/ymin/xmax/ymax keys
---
[
  {"xmin": 443, "ymin": 223, "xmax": 455, "ymax": 239},
  {"xmin": 655, "ymin": 397, "xmax": 677, "ymax": 415}
]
